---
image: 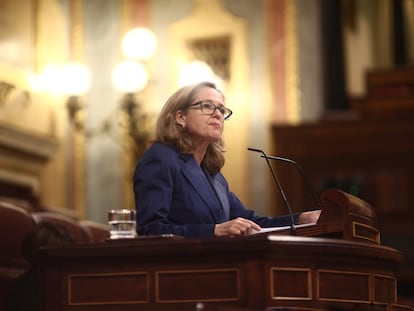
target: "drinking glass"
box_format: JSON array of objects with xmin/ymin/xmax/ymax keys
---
[{"xmin": 108, "ymin": 209, "xmax": 137, "ymax": 239}]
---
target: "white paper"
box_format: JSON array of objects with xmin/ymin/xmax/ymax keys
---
[{"xmin": 248, "ymin": 222, "xmax": 317, "ymax": 235}]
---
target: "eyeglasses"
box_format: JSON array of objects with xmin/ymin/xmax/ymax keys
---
[{"xmin": 187, "ymin": 101, "xmax": 233, "ymax": 120}]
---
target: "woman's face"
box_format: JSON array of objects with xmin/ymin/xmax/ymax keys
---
[{"xmin": 176, "ymin": 87, "xmax": 225, "ymax": 147}]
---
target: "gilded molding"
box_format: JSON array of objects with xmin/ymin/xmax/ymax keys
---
[
  {"xmin": 69, "ymin": 0, "xmax": 84, "ymax": 61},
  {"xmin": 285, "ymin": 0, "xmax": 300, "ymax": 123},
  {"xmin": 68, "ymin": 0, "xmax": 86, "ymax": 217}
]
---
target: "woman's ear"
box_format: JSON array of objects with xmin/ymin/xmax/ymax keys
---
[{"xmin": 175, "ymin": 110, "xmax": 186, "ymax": 128}]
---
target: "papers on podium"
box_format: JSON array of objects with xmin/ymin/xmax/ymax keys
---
[{"xmin": 248, "ymin": 222, "xmax": 317, "ymax": 235}]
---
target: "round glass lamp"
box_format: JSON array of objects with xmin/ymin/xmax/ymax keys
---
[
  {"xmin": 29, "ymin": 64, "xmax": 63, "ymax": 94},
  {"xmin": 122, "ymin": 27, "xmax": 158, "ymax": 60},
  {"xmin": 60, "ymin": 62, "xmax": 92, "ymax": 96},
  {"xmin": 111, "ymin": 60, "xmax": 149, "ymax": 93}
]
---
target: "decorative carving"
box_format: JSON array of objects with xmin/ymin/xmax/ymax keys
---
[
  {"xmin": 0, "ymin": 122, "xmax": 60, "ymax": 206},
  {"xmin": 0, "ymin": 81, "xmax": 15, "ymax": 106},
  {"xmin": 0, "ymin": 122, "xmax": 59, "ymax": 160},
  {"xmin": 188, "ymin": 36, "xmax": 231, "ymax": 80}
]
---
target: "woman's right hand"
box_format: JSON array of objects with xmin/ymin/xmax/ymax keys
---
[{"xmin": 214, "ymin": 217, "xmax": 261, "ymax": 237}]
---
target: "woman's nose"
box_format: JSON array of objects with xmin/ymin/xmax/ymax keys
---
[{"xmin": 212, "ymin": 107, "xmax": 222, "ymax": 118}]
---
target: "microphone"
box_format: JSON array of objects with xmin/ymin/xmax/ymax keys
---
[
  {"xmin": 248, "ymin": 147, "xmax": 296, "ymax": 235},
  {"xmin": 260, "ymin": 154, "xmax": 322, "ymax": 211}
]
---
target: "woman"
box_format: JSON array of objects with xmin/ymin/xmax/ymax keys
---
[{"xmin": 133, "ymin": 81, "xmax": 320, "ymax": 238}]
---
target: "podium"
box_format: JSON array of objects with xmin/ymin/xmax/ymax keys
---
[{"xmin": 38, "ymin": 190, "xmax": 413, "ymax": 311}]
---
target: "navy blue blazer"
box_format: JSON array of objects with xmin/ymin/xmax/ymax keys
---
[{"xmin": 133, "ymin": 143, "xmax": 297, "ymax": 238}]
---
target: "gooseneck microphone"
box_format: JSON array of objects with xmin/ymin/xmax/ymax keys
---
[
  {"xmin": 248, "ymin": 147, "xmax": 296, "ymax": 235},
  {"xmin": 260, "ymin": 154, "xmax": 322, "ymax": 211}
]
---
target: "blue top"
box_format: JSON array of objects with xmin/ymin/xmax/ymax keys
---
[{"xmin": 133, "ymin": 143, "xmax": 297, "ymax": 238}]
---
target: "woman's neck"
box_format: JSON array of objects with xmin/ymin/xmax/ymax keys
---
[{"xmin": 193, "ymin": 145, "xmax": 208, "ymax": 165}]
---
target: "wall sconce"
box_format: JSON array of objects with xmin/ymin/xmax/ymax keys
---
[
  {"xmin": 37, "ymin": 28, "xmax": 158, "ymax": 152},
  {"xmin": 60, "ymin": 62, "xmax": 92, "ymax": 130},
  {"xmin": 111, "ymin": 60, "xmax": 151, "ymax": 147},
  {"xmin": 27, "ymin": 62, "xmax": 91, "ymax": 131},
  {"xmin": 111, "ymin": 60, "xmax": 148, "ymax": 94},
  {"xmin": 122, "ymin": 27, "xmax": 158, "ymax": 60},
  {"xmin": 110, "ymin": 27, "xmax": 158, "ymax": 153}
]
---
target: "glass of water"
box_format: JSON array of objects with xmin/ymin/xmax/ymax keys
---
[{"xmin": 108, "ymin": 209, "xmax": 137, "ymax": 239}]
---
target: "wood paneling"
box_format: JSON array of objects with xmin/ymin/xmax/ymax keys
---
[
  {"xmin": 39, "ymin": 233, "xmax": 411, "ymax": 310},
  {"xmin": 270, "ymin": 67, "xmax": 414, "ymax": 296}
]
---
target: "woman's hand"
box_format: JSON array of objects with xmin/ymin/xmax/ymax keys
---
[
  {"xmin": 297, "ymin": 210, "xmax": 321, "ymax": 224},
  {"xmin": 214, "ymin": 217, "xmax": 261, "ymax": 237}
]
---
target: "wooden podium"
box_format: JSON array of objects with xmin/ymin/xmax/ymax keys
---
[{"xmin": 38, "ymin": 190, "xmax": 413, "ymax": 311}]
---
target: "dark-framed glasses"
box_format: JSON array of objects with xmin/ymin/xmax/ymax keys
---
[{"xmin": 187, "ymin": 101, "xmax": 233, "ymax": 120}]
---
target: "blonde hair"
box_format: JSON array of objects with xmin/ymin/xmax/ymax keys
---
[{"xmin": 152, "ymin": 81, "xmax": 225, "ymax": 174}]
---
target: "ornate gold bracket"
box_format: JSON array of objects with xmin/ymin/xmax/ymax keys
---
[{"xmin": 0, "ymin": 81, "xmax": 16, "ymax": 106}]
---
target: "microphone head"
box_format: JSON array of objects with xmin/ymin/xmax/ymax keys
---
[{"xmin": 247, "ymin": 147, "xmax": 264, "ymax": 154}]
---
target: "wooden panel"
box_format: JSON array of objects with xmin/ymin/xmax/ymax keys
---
[
  {"xmin": 373, "ymin": 274, "xmax": 397, "ymax": 304},
  {"xmin": 156, "ymin": 269, "xmax": 240, "ymax": 302},
  {"xmin": 68, "ymin": 272, "xmax": 149, "ymax": 305},
  {"xmin": 270, "ymin": 268, "xmax": 312, "ymax": 300},
  {"xmin": 353, "ymin": 221, "xmax": 380, "ymax": 244},
  {"xmin": 317, "ymin": 270, "xmax": 371, "ymax": 303}
]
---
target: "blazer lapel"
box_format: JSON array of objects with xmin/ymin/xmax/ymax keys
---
[
  {"xmin": 180, "ymin": 155, "xmax": 225, "ymax": 222},
  {"xmin": 204, "ymin": 172, "xmax": 230, "ymax": 221}
]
